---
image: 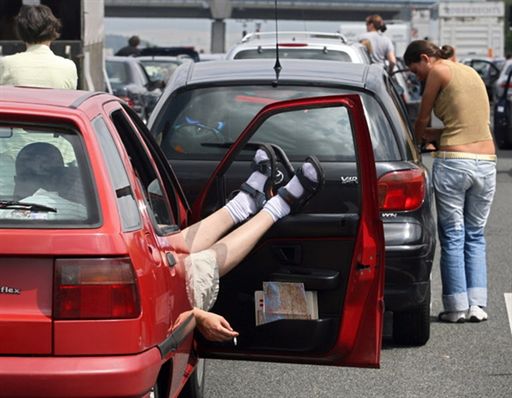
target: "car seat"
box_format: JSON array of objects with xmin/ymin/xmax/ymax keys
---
[{"xmin": 13, "ymin": 142, "xmax": 65, "ymax": 200}]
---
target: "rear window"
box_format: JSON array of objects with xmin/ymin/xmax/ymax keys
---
[
  {"xmin": 234, "ymin": 48, "xmax": 352, "ymax": 62},
  {"xmin": 0, "ymin": 124, "xmax": 99, "ymax": 227},
  {"xmin": 152, "ymin": 85, "xmax": 400, "ymax": 162}
]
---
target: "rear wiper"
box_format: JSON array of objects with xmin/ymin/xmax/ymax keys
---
[{"xmin": 0, "ymin": 200, "xmax": 57, "ymax": 213}]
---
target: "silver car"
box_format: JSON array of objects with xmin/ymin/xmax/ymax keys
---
[{"xmin": 226, "ymin": 31, "xmax": 371, "ymax": 63}]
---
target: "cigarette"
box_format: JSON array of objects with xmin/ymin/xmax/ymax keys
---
[{"xmin": 233, "ymin": 337, "xmax": 238, "ymax": 346}]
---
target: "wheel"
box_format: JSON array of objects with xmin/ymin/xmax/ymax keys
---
[
  {"xmin": 392, "ymin": 283, "xmax": 431, "ymax": 346},
  {"xmin": 178, "ymin": 358, "xmax": 205, "ymax": 398}
]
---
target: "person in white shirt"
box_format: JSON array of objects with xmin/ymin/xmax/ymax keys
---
[
  {"xmin": 358, "ymin": 14, "xmax": 396, "ymax": 74},
  {"xmin": 0, "ymin": 4, "xmax": 77, "ymax": 89}
]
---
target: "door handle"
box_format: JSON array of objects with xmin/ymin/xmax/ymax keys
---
[
  {"xmin": 166, "ymin": 252, "xmax": 176, "ymax": 267},
  {"xmin": 272, "ymin": 244, "xmax": 302, "ymax": 265}
]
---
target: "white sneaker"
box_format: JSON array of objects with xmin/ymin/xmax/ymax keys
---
[
  {"xmin": 438, "ymin": 311, "xmax": 466, "ymax": 323},
  {"xmin": 467, "ymin": 305, "xmax": 488, "ymax": 322}
]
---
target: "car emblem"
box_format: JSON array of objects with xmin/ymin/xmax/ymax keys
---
[
  {"xmin": 0, "ymin": 285, "xmax": 21, "ymax": 295},
  {"xmin": 340, "ymin": 176, "xmax": 358, "ymax": 184}
]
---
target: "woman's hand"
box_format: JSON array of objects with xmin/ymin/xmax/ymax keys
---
[{"xmin": 193, "ymin": 308, "xmax": 239, "ymax": 342}]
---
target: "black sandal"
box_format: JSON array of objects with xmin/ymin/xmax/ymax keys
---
[
  {"xmin": 277, "ymin": 155, "xmax": 325, "ymax": 213},
  {"xmin": 239, "ymin": 143, "xmax": 277, "ymax": 210}
]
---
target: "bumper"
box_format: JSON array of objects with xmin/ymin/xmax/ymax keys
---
[
  {"xmin": 0, "ymin": 348, "xmax": 162, "ymax": 398},
  {"xmin": 384, "ymin": 244, "xmax": 434, "ymax": 312},
  {"xmin": 384, "ymin": 280, "xmax": 430, "ymax": 312}
]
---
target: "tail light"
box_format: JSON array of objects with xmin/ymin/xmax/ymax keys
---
[
  {"xmin": 377, "ymin": 169, "xmax": 425, "ymax": 211},
  {"xmin": 119, "ymin": 95, "xmax": 135, "ymax": 108},
  {"xmin": 54, "ymin": 258, "xmax": 140, "ymax": 320}
]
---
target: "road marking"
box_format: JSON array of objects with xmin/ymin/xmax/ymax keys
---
[{"xmin": 505, "ymin": 293, "xmax": 512, "ymax": 337}]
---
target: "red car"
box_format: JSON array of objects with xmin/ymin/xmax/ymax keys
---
[{"xmin": 0, "ymin": 87, "xmax": 384, "ymax": 398}]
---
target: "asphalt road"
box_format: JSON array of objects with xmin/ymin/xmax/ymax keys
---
[{"xmin": 203, "ymin": 150, "xmax": 512, "ymax": 398}]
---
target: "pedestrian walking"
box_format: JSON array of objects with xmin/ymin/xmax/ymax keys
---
[
  {"xmin": 0, "ymin": 4, "xmax": 77, "ymax": 89},
  {"xmin": 404, "ymin": 40, "xmax": 496, "ymax": 323},
  {"xmin": 358, "ymin": 14, "xmax": 396, "ymax": 74}
]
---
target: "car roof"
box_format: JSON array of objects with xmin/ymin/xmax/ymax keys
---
[
  {"xmin": 137, "ymin": 56, "xmax": 183, "ymax": 61},
  {"xmin": 238, "ymin": 31, "xmax": 349, "ymax": 46},
  {"xmin": 106, "ymin": 56, "xmax": 141, "ymax": 64},
  {"xmin": 168, "ymin": 59, "xmax": 382, "ymax": 89},
  {"xmin": 0, "ymin": 86, "xmax": 107, "ymax": 109}
]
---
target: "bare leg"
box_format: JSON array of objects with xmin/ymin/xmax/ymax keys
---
[
  {"xmin": 182, "ymin": 148, "xmax": 273, "ymax": 253},
  {"xmin": 210, "ymin": 211, "xmax": 275, "ymax": 276},
  {"xmin": 182, "ymin": 208, "xmax": 235, "ymax": 253}
]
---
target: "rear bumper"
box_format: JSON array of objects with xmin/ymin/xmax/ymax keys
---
[
  {"xmin": 0, "ymin": 348, "xmax": 162, "ymax": 397},
  {"xmin": 384, "ymin": 243, "xmax": 434, "ymax": 312}
]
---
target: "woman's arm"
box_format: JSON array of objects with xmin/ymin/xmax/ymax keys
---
[
  {"xmin": 193, "ymin": 308, "xmax": 239, "ymax": 342},
  {"xmin": 386, "ymin": 50, "xmax": 396, "ymax": 75}
]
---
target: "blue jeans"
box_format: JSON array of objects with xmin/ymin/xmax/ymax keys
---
[{"xmin": 432, "ymin": 158, "xmax": 496, "ymax": 312}]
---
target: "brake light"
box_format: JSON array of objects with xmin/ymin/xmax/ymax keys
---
[
  {"xmin": 278, "ymin": 43, "xmax": 308, "ymax": 47},
  {"xmin": 377, "ymin": 169, "xmax": 425, "ymax": 211},
  {"xmin": 119, "ymin": 95, "xmax": 135, "ymax": 108},
  {"xmin": 54, "ymin": 258, "xmax": 140, "ymax": 320}
]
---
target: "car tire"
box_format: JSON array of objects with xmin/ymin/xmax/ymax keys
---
[
  {"xmin": 392, "ymin": 283, "xmax": 431, "ymax": 346},
  {"xmin": 178, "ymin": 358, "xmax": 205, "ymax": 398}
]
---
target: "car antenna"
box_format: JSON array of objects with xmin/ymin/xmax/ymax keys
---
[{"xmin": 272, "ymin": 0, "xmax": 281, "ymax": 87}]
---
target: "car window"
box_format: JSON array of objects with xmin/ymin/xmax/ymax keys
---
[
  {"xmin": 110, "ymin": 109, "xmax": 177, "ymax": 233},
  {"xmin": 234, "ymin": 48, "xmax": 352, "ymax": 62},
  {"xmin": 140, "ymin": 60, "xmax": 180, "ymax": 82},
  {"xmin": 502, "ymin": 63, "xmax": 512, "ymax": 77},
  {"xmin": 471, "ymin": 61, "xmax": 490, "ymax": 78},
  {"xmin": 135, "ymin": 62, "xmax": 150, "ymax": 86},
  {"xmin": 153, "ymin": 85, "xmax": 400, "ymax": 162},
  {"xmin": 106, "ymin": 60, "xmax": 130, "ymax": 88},
  {"xmin": 93, "ymin": 116, "xmax": 141, "ymax": 231},
  {"xmin": 0, "ymin": 124, "xmax": 99, "ymax": 227}
]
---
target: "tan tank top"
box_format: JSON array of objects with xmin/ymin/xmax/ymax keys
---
[{"xmin": 433, "ymin": 61, "xmax": 493, "ymax": 146}]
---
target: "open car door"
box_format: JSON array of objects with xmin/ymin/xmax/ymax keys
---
[{"xmin": 193, "ymin": 95, "xmax": 385, "ymax": 368}]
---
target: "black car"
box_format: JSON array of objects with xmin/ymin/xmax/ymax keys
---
[
  {"xmin": 148, "ymin": 59, "xmax": 436, "ymax": 346},
  {"xmin": 493, "ymin": 66, "xmax": 512, "ymax": 149},
  {"xmin": 105, "ymin": 56, "xmax": 162, "ymax": 122}
]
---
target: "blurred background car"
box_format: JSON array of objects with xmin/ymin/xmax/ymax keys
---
[
  {"xmin": 492, "ymin": 58, "xmax": 512, "ymax": 101},
  {"xmin": 149, "ymin": 59, "xmax": 436, "ymax": 347},
  {"xmin": 139, "ymin": 46, "xmax": 200, "ymax": 62},
  {"xmin": 462, "ymin": 57, "xmax": 505, "ymax": 101},
  {"xmin": 105, "ymin": 56, "xmax": 163, "ymax": 123},
  {"xmin": 136, "ymin": 55, "xmax": 192, "ymax": 84},
  {"xmin": 226, "ymin": 31, "xmax": 370, "ymax": 63},
  {"xmin": 493, "ymin": 65, "xmax": 512, "ymax": 149}
]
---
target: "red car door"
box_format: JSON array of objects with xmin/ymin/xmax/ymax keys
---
[{"xmin": 192, "ymin": 95, "xmax": 385, "ymax": 367}]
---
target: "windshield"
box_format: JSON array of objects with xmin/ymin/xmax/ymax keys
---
[
  {"xmin": 152, "ymin": 85, "xmax": 400, "ymax": 162},
  {"xmin": 0, "ymin": 125, "xmax": 99, "ymax": 227}
]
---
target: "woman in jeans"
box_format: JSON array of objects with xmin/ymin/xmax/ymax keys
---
[{"xmin": 404, "ymin": 40, "xmax": 496, "ymax": 323}]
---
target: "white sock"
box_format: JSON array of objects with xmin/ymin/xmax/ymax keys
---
[
  {"xmin": 224, "ymin": 149, "xmax": 270, "ymax": 224},
  {"xmin": 263, "ymin": 161, "xmax": 319, "ymax": 222}
]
